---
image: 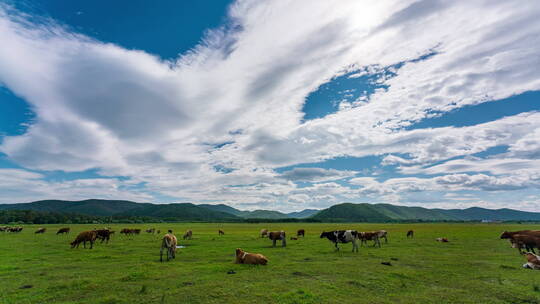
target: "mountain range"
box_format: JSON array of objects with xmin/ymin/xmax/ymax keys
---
[{"xmin": 0, "ymin": 199, "xmax": 539, "ymax": 222}]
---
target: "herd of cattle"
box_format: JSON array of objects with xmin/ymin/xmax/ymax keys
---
[{"xmin": 2, "ymin": 225, "xmax": 539, "ymax": 268}]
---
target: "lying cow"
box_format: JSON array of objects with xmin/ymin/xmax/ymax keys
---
[
  {"xmin": 510, "ymin": 234, "xmax": 540, "ymax": 254},
  {"xmin": 71, "ymin": 231, "xmax": 97, "ymax": 249},
  {"xmin": 160, "ymin": 233, "xmax": 177, "ymax": 262},
  {"xmin": 183, "ymin": 229, "xmax": 193, "ymax": 240},
  {"xmin": 35, "ymin": 228, "xmax": 46, "ymax": 234},
  {"xmin": 436, "ymin": 237, "xmax": 449, "ymax": 242},
  {"xmin": 320, "ymin": 230, "xmax": 359, "ymax": 252},
  {"xmin": 523, "ymin": 252, "xmax": 540, "ymax": 270},
  {"xmin": 235, "ymin": 248, "xmax": 268, "ymax": 265},
  {"xmin": 268, "ymin": 231, "xmax": 286, "ymax": 247},
  {"xmin": 359, "ymin": 231, "xmax": 381, "ymax": 248},
  {"xmin": 56, "ymin": 227, "xmax": 70, "ymax": 235},
  {"xmin": 260, "ymin": 229, "xmax": 268, "ymax": 238}
]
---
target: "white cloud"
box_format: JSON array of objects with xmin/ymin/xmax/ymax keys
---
[{"xmin": 0, "ymin": 1, "xmax": 540, "ymax": 210}]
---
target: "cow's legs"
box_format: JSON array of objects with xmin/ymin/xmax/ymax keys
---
[
  {"xmin": 384, "ymin": 236, "xmax": 388, "ymax": 243},
  {"xmin": 335, "ymin": 242, "xmax": 340, "ymax": 251},
  {"xmin": 83, "ymin": 241, "xmax": 87, "ymax": 248},
  {"xmin": 90, "ymin": 240, "xmax": 94, "ymax": 249},
  {"xmin": 160, "ymin": 247, "xmax": 164, "ymax": 262},
  {"xmin": 272, "ymin": 239, "xmax": 276, "ymax": 247},
  {"xmin": 282, "ymin": 237, "xmax": 286, "ymax": 247}
]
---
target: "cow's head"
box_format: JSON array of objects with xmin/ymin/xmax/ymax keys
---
[
  {"xmin": 500, "ymin": 231, "xmax": 510, "ymax": 239},
  {"xmin": 320, "ymin": 231, "xmax": 327, "ymax": 238}
]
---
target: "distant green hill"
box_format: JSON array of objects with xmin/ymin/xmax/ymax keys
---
[
  {"xmin": 287, "ymin": 209, "xmax": 320, "ymax": 218},
  {"xmin": 0, "ymin": 199, "xmax": 144, "ymax": 216},
  {"xmin": 117, "ymin": 203, "xmax": 240, "ymax": 221},
  {"xmin": 1, "ymin": 200, "xmax": 539, "ymax": 222}
]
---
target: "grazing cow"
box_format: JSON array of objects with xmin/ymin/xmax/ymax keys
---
[
  {"xmin": 218, "ymin": 230, "xmax": 225, "ymax": 236},
  {"xmin": 320, "ymin": 230, "xmax": 359, "ymax": 252},
  {"xmin": 297, "ymin": 229, "xmax": 305, "ymax": 238},
  {"xmin": 260, "ymin": 229, "xmax": 268, "ymax": 238},
  {"xmin": 406, "ymin": 230, "xmax": 414, "ymax": 238},
  {"xmin": 56, "ymin": 227, "xmax": 70, "ymax": 235},
  {"xmin": 500, "ymin": 230, "xmax": 540, "ymax": 239},
  {"xmin": 436, "ymin": 237, "xmax": 449, "ymax": 242},
  {"xmin": 510, "ymin": 234, "xmax": 540, "ymax": 254},
  {"xmin": 94, "ymin": 229, "xmax": 113, "ymax": 244},
  {"xmin": 235, "ymin": 248, "xmax": 268, "ymax": 265},
  {"xmin": 120, "ymin": 228, "xmax": 132, "ymax": 236},
  {"xmin": 133, "ymin": 229, "xmax": 141, "ymax": 235},
  {"xmin": 268, "ymin": 231, "xmax": 286, "ymax": 247},
  {"xmin": 160, "ymin": 233, "xmax": 178, "ymax": 262},
  {"xmin": 71, "ymin": 231, "xmax": 97, "ymax": 249},
  {"xmin": 10, "ymin": 227, "xmax": 23, "ymax": 233},
  {"xmin": 523, "ymin": 252, "xmax": 540, "ymax": 270},
  {"xmin": 146, "ymin": 228, "xmax": 155, "ymax": 234},
  {"xmin": 35, "ymin": 228, "xmax": 46, "ymax": 234},
  {"xmin": 376, "ymin": 230, "xmax": 388, "ymax": 243},
  {"xmin": 359, "ymin": 231, "xmax": 381, "ymax": 248},
  {"xmin": 0, "ymin": 226, "xmax": 7, "ymax": 232},
  {"xmin": 183, "ymin": 229, "xmax": 193, "ymax": 240}
]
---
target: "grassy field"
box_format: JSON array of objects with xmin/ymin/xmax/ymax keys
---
[{"xmin": 1, "ymin": 223, "xmax": 539, "ymax": 304}]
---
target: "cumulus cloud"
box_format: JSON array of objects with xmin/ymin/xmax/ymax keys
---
[{"xmin": 0, "ymin": 1, "xmax": 539, "ymax": 210}]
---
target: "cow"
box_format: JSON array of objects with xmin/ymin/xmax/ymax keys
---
[
  {"xmin": 146, "ymin": 228, "xmax": 155, "ymax": 234},
  {"xmin": 160, "ymin": 233, "xmax": 178, "ymax": 262},
  {"xmin": 218, "ymin": 230, "xmax": 225, "ymax": 236},
  {"xmin": 268, "ymin": 231, "xmax": 286, "ymax": 247},
  {"xmin": 133, "ymin": 229, "xmax": 141, "ymax": 235},
  {"xmin": 320, "ymin": 230, "xmax": 359, "ymax": 252},
  {"xmin": 157, "ymin": 230, "xmax": 161, "ymax": 234},
  {"xmin": 376, "ymin": 230, "xmax": 388, "ymax": 243},
  {"xmin": 436, "ymin": 237, "xmax": 449, "ymax": 242},
  {"xmin": 35, "ymin": 228, "xmax": 46, "ymax": 234},
  {"xmin": 297, "ymin": 229, "xmax": 305, "ymax": 238},
  {"xmin": 359, "ymin": 231, "xmax": 381, "ymax": 248},
  {"xmin": 290, "ymin": 237, "xmax": 298, "ymax": 240},
  {"xmin": 406, "ymin": 230, "xmax": 414, "ymax": 238},
  {"xmin": 7, "ymin": 227, "xmax": 22, "ymax": 233},
  {"xmin": 94, "ymin": 229, "xmax": 113, "ymax": 244},
  {"xmin": 0, "ymin": 226, "xmax": 7, "ymax": 232},
  {"xmin": 56, "ymin": 227, "xmax": 70, "ymax": 235},
  {"xmin": 523, "ymin": 252, "xmax": 540, "ymax": 270},
  {"xmin": 260, "ymin": 229, "xmax": 268, "ymax": 238},
  {"xmin": 235, "ymin": 248, "xmax": 268, "ymax": 265},
  {"xmin": 71, "ymin": 231, "xmax": 97, "ymax": 249},
  {"xmin": 183, "ymin": 229, "xmax": 192, "ymax": 240},
  {"xmin": 500, "ymin": 230, "xmax": 540, "ymax": 239},
  {"xmin": 510, "ymin": 234, "xmax": 540, "ymax": 254},
  {"xmin": 120, "ymin": 228, "xmax": 132, "ymax": 236}
]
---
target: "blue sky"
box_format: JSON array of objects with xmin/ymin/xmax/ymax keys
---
[{"xmin": 0, "ymin": 0, "xmax": 539, "ymax": 212}]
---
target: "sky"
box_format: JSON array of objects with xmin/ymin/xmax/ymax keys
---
[{"xmin": 0, "ymin": 0, "xmax": 540, "ymax": 212}]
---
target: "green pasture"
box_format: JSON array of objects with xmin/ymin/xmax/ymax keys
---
[{"xmin": 1, "ymin": 223, "xmax": 539, "ymax": 304}]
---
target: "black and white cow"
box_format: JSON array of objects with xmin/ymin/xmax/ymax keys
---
[{"xmin": 320, "ymin": 230, "xmax": 359, "ymax": 252}]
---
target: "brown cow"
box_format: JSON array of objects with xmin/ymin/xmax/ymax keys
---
[
  {"xmin": 56, "ymin": 227, "xmax": 70, "ymax": 235},
  {"xmin": 71, "ymin": 231, "xmax": 97, "ymax": 249},
  {"xmin": 523, "ymin": 252, "xmax": 540, "ymax": 270},
  {"xmin": 133, "ymin": 229, "xmax": 141, "ymax": 235},
  {"xmin": 235, "ymin": 248, "xmax": 268, "ymax": 265},
  {"xmin": 35, "ymin": 228, "xmax": 46, "ymax": 234},
  {"xmin": 218, "ymin": 230, "xmax": 225, "ymax": 236},
  {"xmin": 94, "ymin": 229, "xmax": 113, "ymax": 244},
  {"xmin": 183, "ymin": 229, "xmax": 192, "ymax": 240},
  {"xmin": 406, "ymin": 230, "xmax": 414, "ymax": 238},
  {"xmin": 510, "ymin": 234, "xmax": 540, "ymax": 254},
  {"xmin": 500, "ymin": 230, "xmax": 540, "ymax": 239},
  {"xmin": 260, "ymin": 229, "xmax": 268, "ymax": 238},
  {"xmin": 268, "ymin": 231, "xmax": 286, "ymax": 247},
  {"xmin": 160, "ymin": 233, "xmax": 178, "ymax": 262},
  {"xmin": 359, "ymin": 232, "xmax": 381, "ymax": 247},
  {"xmin": 297, "ymin": 229, "xmax": 305, "ymax": 238}
]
